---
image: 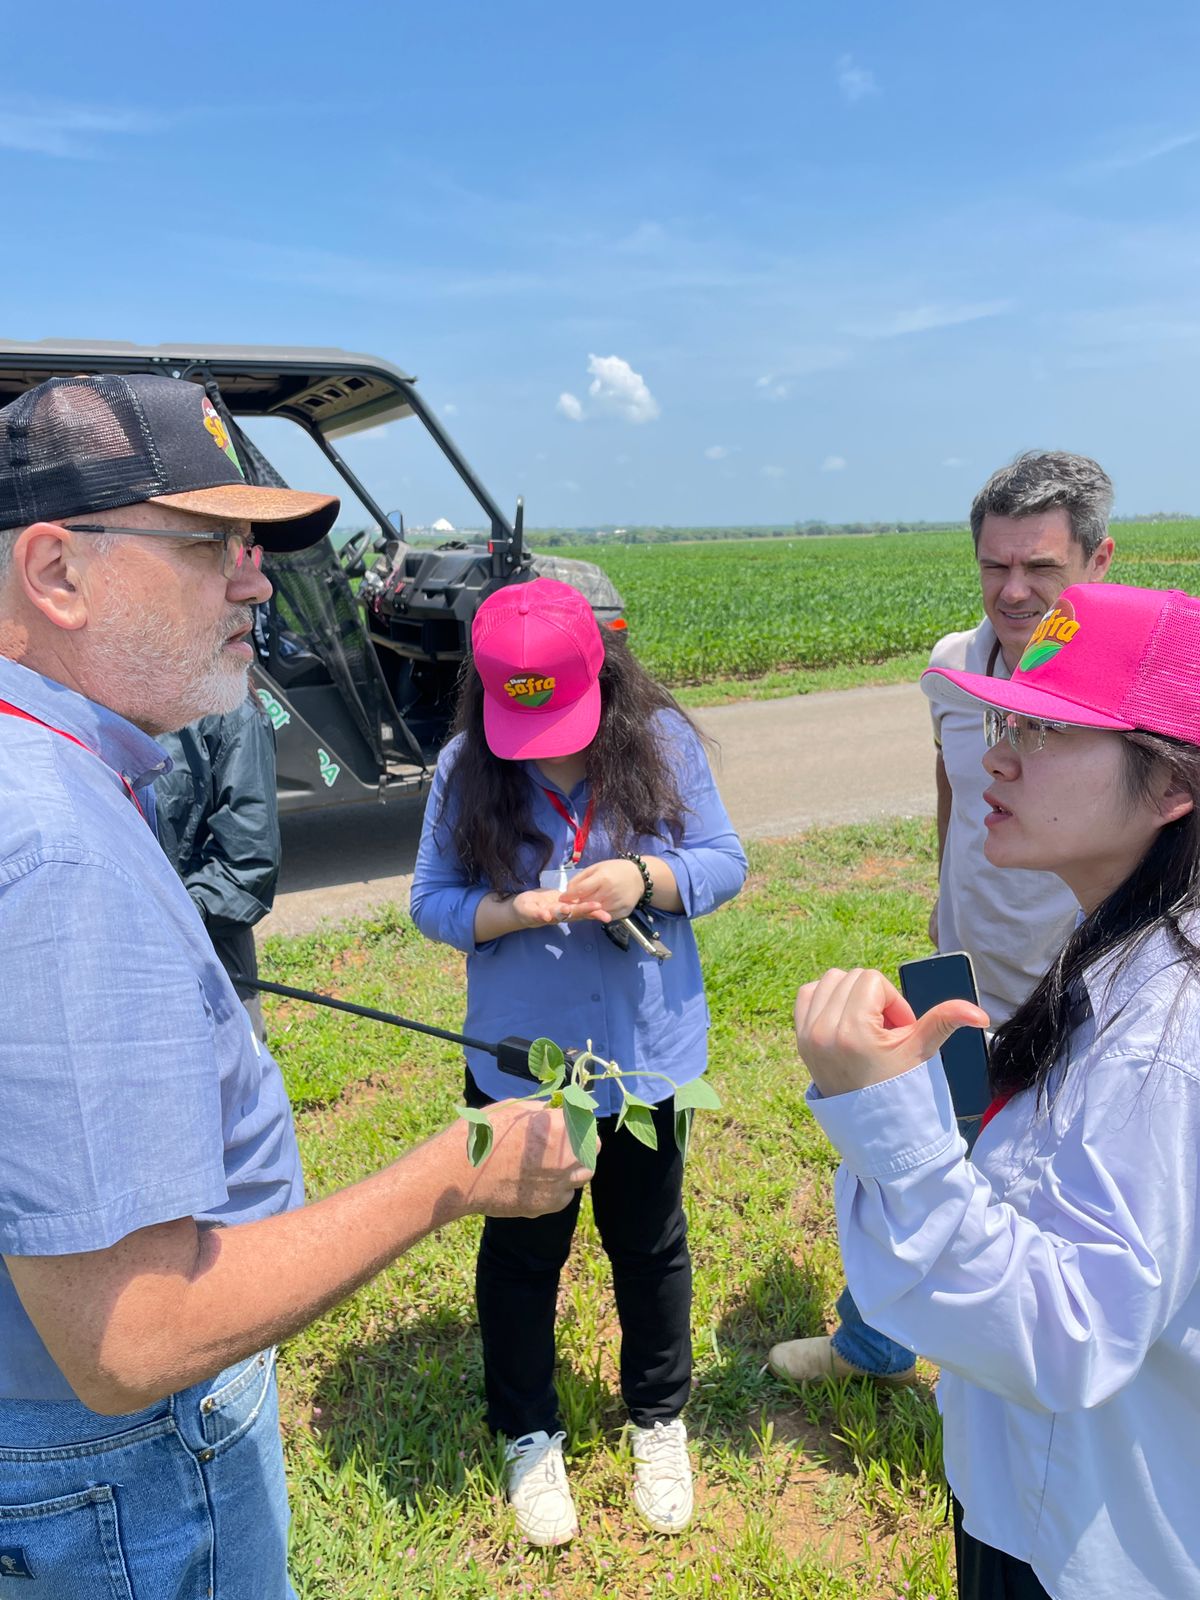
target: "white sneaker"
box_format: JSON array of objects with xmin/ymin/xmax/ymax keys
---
[
  {"xmin": 631, "ymin": 1418, "xmax": 694, "ymax": 1534},
  {"xmin": 504, "ymin": 1430, "xmax": 578, "ymax": 1548}
]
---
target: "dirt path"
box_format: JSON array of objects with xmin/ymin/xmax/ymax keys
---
[{"xmin": 261, "ymin": 681, "xmax": 936, "ymax": 938}]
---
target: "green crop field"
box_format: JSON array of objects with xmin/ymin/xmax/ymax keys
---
[{"xmin": 537, "ymin": 521, "xmax": 1200, "ymax": 688}]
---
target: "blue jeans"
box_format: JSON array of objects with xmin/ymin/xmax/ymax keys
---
[
  {"xmin": 830, "ymin": 1286, "xmax": 917, "ymax": 1377},
  {"xmin": 0, "ymin": 1349, "xmax": 293, "ymax": 1599}
]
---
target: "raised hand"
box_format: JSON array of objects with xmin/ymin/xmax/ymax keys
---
[{"xmin": 794, "ymin": 966, "xmax": 989, "ymax": 1099}]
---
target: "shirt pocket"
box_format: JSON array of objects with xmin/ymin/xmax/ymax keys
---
[{"xmin": 0, "ymin": 1484, "xmax": 134, "ymax": 1596}]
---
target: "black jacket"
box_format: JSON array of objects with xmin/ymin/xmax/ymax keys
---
[{"xmin": 154, "ymin": 696, "xmax": 280, "ymax": 993}]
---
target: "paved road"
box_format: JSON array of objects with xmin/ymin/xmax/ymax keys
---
[{"xmin": 261, "ymin": 681, "xmax": 936, "ymax": 938}]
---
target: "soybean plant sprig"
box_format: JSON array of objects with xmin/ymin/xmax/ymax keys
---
[{"xmin": 457, "ymin": 1038, "xmax": 721, "ymax": 1169}]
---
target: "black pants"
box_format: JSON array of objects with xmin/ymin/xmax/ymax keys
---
[
  {"xmin": 465, "ymin": 1072, "xmax": 692, "ymax": 1438},
  {"xmin": 954, "ymin": 1499, "xmax": 1053, "ymax": 1599}
]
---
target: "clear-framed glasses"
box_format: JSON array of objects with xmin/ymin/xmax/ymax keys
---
[
  {"xmin": 64, "ymin": 523, "xmax": 264, "ymax": 580},
  {"xmin": 984, "ymin": 708, "xmax": 1069, "ymax": 754}
]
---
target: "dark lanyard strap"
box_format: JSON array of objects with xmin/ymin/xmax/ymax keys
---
[
  {"xmin": 541, "ymin": 788, "xmax": 596, "ymax": 865},
  {"xmin": 0, "ymin": 698, "xmax": 147, "ymax": 818}
]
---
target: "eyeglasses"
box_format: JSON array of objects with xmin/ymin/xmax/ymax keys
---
[
  {"xmin": 64, "ymin": 523, "xmax": 265, "ymax": 581},
  {"xmin": 984, "ymin": 708, "xmax": 1069, "ymax": 754}
]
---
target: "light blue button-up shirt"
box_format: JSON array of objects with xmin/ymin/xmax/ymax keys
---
[
  {"xmin": 808, "ymin": 924, "xmax": 1200, "ymax": 1600},
  {"xmin": 0, "ymin": 658, "xmax": 304, "ymax": 1400},
  {"xmin": 410, "ymin": 711, "xmax": 747, "ymax": 1112}
]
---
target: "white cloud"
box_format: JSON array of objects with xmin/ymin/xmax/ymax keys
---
[
  {"xmin": 762, "ymin": 464, "xmax": 787, "ymax": 479},
  {"xmin": 836, "ymin": 55, "xmax": 878, "ymax": 104},
  {"xmin": 562, "ymin": 479, "xmax": 580, "ymax": 492},
  {"xmin": 755, "ymin": 374, "xmax": 792, "ymax": 401},
  {"xmin": 615, "ymin": 221, "xmax": 668, "ymax": 254},
  {"xmin": 942, "ymin": 456, "xmax": 964, "ymax": 468},
  {"xmin": 0, "ymin": 98, "xmax": 158, "ymax": 158},
  {"xmin": 846, "ymin": 299, "xmax": 1014, "ymax": 339},
  {"xmin": 821, "ymin": 455, "xmax": 847, "ymax": 472},
  {"xmin": 586, "ymin": 353, "xmax": 660, "ymax": 423},
  {"xmin": 556, "ymin": 391, "xmax": 584, "ymax": 422},
  {"xmin": 442, "ymin": 402, "xmax": 458, "ymax": 416},
  {"xmin": 1093, "ymin": 129, "xmax": 1200, "ymax": 173},
  {"xmin": 705, "ymin": 445, "xmax": 730, "ymax": 460}
]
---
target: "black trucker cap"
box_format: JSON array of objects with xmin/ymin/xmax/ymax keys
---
[{"xmin": 0, "ymin": 373, "xmax": 339, "ymax": 552}]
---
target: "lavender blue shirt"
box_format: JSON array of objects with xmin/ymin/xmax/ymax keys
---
[
  {"xmin": 0, "ymin": 659, "xmax": 304, "ymax": 1400},
  {"xmin": 808, "ymin": 924, "xmax": 1200, "ymax": 1599},
  {"xmin": 410, "ymin": 711, "xmax": 747, "ymax": 1112}
]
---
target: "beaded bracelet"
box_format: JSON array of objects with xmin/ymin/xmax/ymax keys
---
[{"xmin": 619, "ymin": 851, "xmax": 654, "ymax": 908}]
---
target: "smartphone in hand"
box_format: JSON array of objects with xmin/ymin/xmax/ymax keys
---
[{"xmin": 898, "ymin": 951, "xmax": 990, "ymax": 1153}]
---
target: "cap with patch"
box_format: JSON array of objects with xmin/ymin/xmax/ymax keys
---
[
  {"xmin": 922, "ymin": 582, "xmax": 1200, "ymax": 745},
  {"xmin": 0, "ymin": 373, "xmax": 338, "ymax": 551},
  {"xmin": 471, "ymin": 576, "xmax": 605, "ymax": 760}
]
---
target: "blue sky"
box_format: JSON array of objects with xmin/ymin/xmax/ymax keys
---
[{"xmin": 5, "ymin": 0, "xmax": 1200, "ymax": 527}]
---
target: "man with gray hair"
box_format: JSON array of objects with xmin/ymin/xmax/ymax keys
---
[
  {"xmin": 0, "ymin": 373, "xmax": 591, "ymax": 1597},
  {"xmin": 770, "ymin": 449, "xmax": 1115, "ymax": 1386}
]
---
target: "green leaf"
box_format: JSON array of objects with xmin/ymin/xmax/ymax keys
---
[
  {"xmin": 528, "ymin": 1038, "xmax": 567, "ymax": 1084},
  {"xmin": 672, "ymin": 1076, "xmax": 721, "ymax": 1113},
  {"xmin": 562, "ymin": 1097, "xmax": 599, "ymax": 1171},
  {"xmin": 674, "ymin": 1106, "xmax": 694, "ymax": 1162},
  {"xmin": 619, "ymin": 1087, "xmax": 655, "ymax": 1109},
  {"xmin": 562, "ymin": 1082, "xmax": 599, "ymax": 1113},
  {"xmin": 615, "ymin": 1083, "xmax": 655, "ymax": 1136},
  {"xmin": 622, "ymin": 1102, "xmax": 659, "ymax": 1152},
  {"xmin": 457, "ymin": 1105, "xmax": 494, "ymax": 1167}
]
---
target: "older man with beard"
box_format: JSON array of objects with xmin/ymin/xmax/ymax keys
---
[{"xmin": 0, "ymin": 374, "xmax": 590, "ymax": 1599}]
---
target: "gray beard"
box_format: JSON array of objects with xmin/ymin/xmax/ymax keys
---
[{"xmin": 84, "ymin": 584, "xmax": 253, "ymax": 734}]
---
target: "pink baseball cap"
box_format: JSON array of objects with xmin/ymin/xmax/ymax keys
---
[
  {"xmin": 471, "ymin": 577, "xmax": 605, "ymax": 759},
  {"xmin": 922, "ymin": 583, "xmax": 1200, "ymax": 744}
]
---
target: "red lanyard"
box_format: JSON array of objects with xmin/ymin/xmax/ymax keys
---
[
  {"xmin": 978, "ymin": 1092, "xmax": 1012, "ymax": 1135},
  {"xmin": 541, "ymin": 788, "xmax": 595, "ymax": 865},
  {"xmin": 0, "ymin": 698, "xmax": 147, "ymax": 818}
]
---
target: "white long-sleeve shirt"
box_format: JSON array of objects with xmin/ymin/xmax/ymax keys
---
[{"xmin": 808, "ymin": 924, "xmax": 1200, "ymax": 1600}]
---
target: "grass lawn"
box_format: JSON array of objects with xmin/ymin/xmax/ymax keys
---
[{"xmin": 264, "ymin": 820, "xmax": 952, "ymax": 1599}]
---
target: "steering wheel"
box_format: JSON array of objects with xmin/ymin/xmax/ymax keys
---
[{"xmin": 339, "ymin": 528, "xmax": 375, "ymax": 577}]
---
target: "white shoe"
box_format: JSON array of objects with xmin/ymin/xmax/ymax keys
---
[
  {"xmin": 631, "ymin": 1418, "xmax": 694, "ymax": 1533},
  {"xmin": 504, "ymin": 1430, "xmax": 578, "ymax": 1548}
]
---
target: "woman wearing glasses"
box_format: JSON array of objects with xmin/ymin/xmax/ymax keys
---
[{"xmin": 794, "ymin": 584, "xmax": 1200, "ymax": 1600}]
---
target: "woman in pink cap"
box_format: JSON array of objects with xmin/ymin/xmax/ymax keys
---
[
  {"xmin": 794, "ymin": 583, "xmax": 1200, "ymax": 1600},
  {"xmin": 411, "ymin": 577, "xmax": 746, "ymax": 1547}
]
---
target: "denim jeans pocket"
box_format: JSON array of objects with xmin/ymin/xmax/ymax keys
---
[
  {"xmin": 198, "ymin": 1349, "xmax": 275, "ymax": 1453},
  {"xmin": 0, "ymin": 1484, "xmax": 133, "ymax": 1597}
]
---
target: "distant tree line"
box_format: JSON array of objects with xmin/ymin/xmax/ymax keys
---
[
  {"xmin": 529, "ymin": 520, "xmax": 967, "ymax": 546},
  {"xmin": 527, "ymin": 512, "xmax": 1194, "ymax": 547}
]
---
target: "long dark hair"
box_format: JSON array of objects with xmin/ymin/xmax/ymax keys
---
[
  {"xmin": 989, "ymin": 730, "xmax": 1200, "ymax": 1102},
  {"xmin": 438, "ymin": 624, "xmax": 708, "ymax": 893}
]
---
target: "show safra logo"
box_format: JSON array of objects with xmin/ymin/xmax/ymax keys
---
[
  {"xmin": 1018, "ymin": 600, "xmax": 1080, "ymax": 672},
  {"xmin": 504, "ymin": 673, "xmax": 556, "ymax": 708}
]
